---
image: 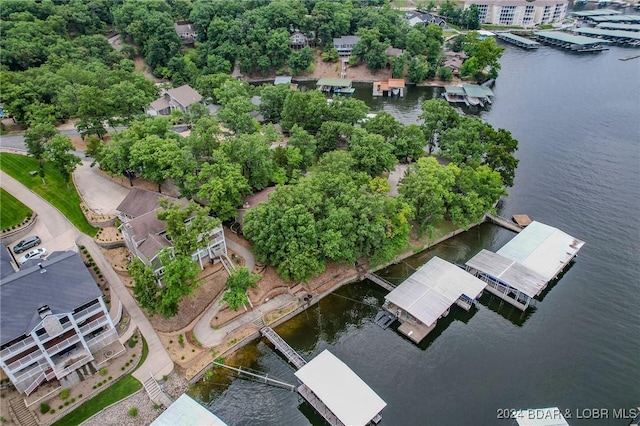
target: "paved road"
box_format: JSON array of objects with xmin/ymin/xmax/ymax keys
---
[{"xmin": 0, "ymin": 172, "xmax": 174, "ymax": 381}]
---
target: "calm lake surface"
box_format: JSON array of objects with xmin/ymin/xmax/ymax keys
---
[{"xmin": 191, "ymin": 44, "xmax": 640, "ymax": 425}]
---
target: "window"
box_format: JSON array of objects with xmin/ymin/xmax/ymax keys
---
[
  {"xmin": 499, "ymin": 5, "xmax": 516, "ymax": 25},
  {"xmin": 476, "ymin": 4, "xmax": 489, "ymax": 23},
  {"xmin": 524, "ymin": 5, "xmax": 535, "ymax": 25}
]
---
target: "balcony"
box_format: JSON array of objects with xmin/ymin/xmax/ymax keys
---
[
  {"xmin": 6, "ymin": 349, "xmax": 45, "ymax": 372},
  {"xmin": 79, "ymin": 315, "xmax": 109, "ymax": 336},
  {"xmin": 0, "ymin": 336, "xmax": 37, "ymax": 359},
  {"xmin": 73, "ymin": 303, "xmax": 103, "ymax": 324},
  {"xmin": 45, "ymin": 334, "xmax": 81, "ymax": 357},
  {"xmin": 53, "ymin": 351, "xmax": 93, "ymax": 378},
  {"xmin": 87, "ymin": 330, "xmax": 118, "ymax": 352},
  {"xmin": 14, "ymin": 361, "xmax": 47, "ymax": 386}
]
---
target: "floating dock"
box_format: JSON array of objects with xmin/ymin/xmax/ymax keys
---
[
  {"xmin": 496, "ymin": 33, "xmax": 540, "ymax": 49},
  {"xmin": 466, "ymin": 221, "xmax": 585, "ymax": 311},
  {"xmin": 512, "ymin": 214, "xmax": 532, "ymax": 227},
  {"xmin": 485, "ymin": 213, "xmax": 524, "ymax": 233},
  {"xmin": 533, "ymin": 31, "xmax": 611, "ymax": 51},
  {"xmin": 383, "ymin": 257, "xmax": 486, "ymax": 343},
  {"xmin": 573, "ymin": 27, "xmax": 640, "ymax": 45}
]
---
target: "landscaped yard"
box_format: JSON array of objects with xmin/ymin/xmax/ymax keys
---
[
  {"xmin": 0, "ymin": 153, "xmax": 97, "ymax": 236},
  {"xmin": 0, "ymin": 188, "xmax": 31, "ymax": 229},
  {"xmin": 51, "ymin": 338, "xmax": 148, "ymax": 426}
]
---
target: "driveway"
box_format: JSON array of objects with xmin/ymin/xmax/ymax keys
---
[{"xmin": 74, "ymin": 160, "xmax": 130, "ymax": 214}]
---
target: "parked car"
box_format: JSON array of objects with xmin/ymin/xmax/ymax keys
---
[
  {"xmin": 12, "ymin": 236, "xmax": 41, "ymax": 254},
  {"xmin": 18, "ymin": 248, "xmax": 47, "ymax": 265}
]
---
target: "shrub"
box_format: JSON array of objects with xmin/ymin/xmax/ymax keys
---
[
  {"xmin": 169, "ymin": 340, "xmax": 173, "ymax": 344},
  {"xmin": 121, "ymin": 367, "xmax": 125, "ymax": 371},
  {"xmin": 97, "ymin": 382, "xmax": 102, "ymax": 387},
  {"xmin": 178, "ymin": 334, "xmax": 184, "ymax": 347},
  {"xmin": 40, "ymin": 403, "xmax": 50, "ymax": 414},
  {"xmin": 59, "ymin": 405, "xmax": 64, "ymax": 410},
  {"xmin": 78, "ymin": 394, "xmax": 83, "ymax": 398},
  {"xmin": 99, "ymin": 368, "xmax": 108, "ymax": 376},
  {"xmin": 128, "ymin": 337, "xmax": 137, "ymax": 348},
  {"xmin": 64, "ymin": 401, "xmax": 69, "ymax": 406},
  {"xmin": 128, "ymin": 407, "xmax": 138, "ymax": 418},
  {"xmin": 181, "ymin": 356, "xmax": 185, "ymax": 360},
  {"xmin": 153, "ymin": 403, "xmax": 161, "ymax": 410},
  {"xmin": 108, "ymin": 376, "xmax": 112, "ymax": 380},
  {"xmin": 70, "ymin": 398, "xmax": 75, "ymax": 403},
  {"xmin": 131, "ymin": 354, "xmax": 136, "ymax": 357},
  {"xmin": 49, "ymin": 410, "xmax": 55, "ymax": 414},
  {"xmin": 60, "ymin": 389, "xmax": 70, "ymax": 400},
  {"xmin": 162, "ymin": 375, "xmax": 169, "ymax": 381}
]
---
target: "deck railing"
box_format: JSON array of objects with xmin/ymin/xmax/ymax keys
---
[
  {"xmin": 45, "ymin": 334, "xmax": 81, "ymax": 356},
  {"xmin": 24, "ymin": 372, "xmax": 46, "ymax": 396},
  {"xmin": 54, "ymin": 353, "xmax": 93, "ymax": 378},
  {"xmin": 0, "ymin": 336, "xmax": 36, "ymax": 359},
  {"xmin": 79, "ymin": 315, "xmax": 109, "ymax": 336},
  {"xmin": 73, "ymin": 303, "xmax": 103, "ymax": 324},
  {"xmin": 6, "ymin": 349, "xmax": 45, "ymax": 372}
]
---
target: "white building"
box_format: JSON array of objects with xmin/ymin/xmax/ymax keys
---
[{"xmin": 464, "ymin": 0, "xmax": 569, "ymax": 27}]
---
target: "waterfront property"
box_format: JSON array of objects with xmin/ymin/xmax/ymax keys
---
[
  {"xmin": 372, "ymin": 78, "xmax": 405, "ymax": 97},
  {"xmin": 463, "ymin": 0, "xmax": 568, "ymax": 27},
  {"xmin": 151, "ymin": 394, "xmax": 227, "ymax": 426},
  {"xmin": 514, "ymin": 407, "xmax": 570, "ymax": 426},
  {"xmin": 496, "ymin": 32, "xmax": 541, "ymax": 49},
  {"xmin": 383, "ymin": 257, "xmax": 486, "ymax": 343},
  {"xmin": 466, "ymin": 221, "xmax": 585, "ymax": 310},
  {"xmin": 533, "ymin": 31, "xmax": 611, "ymax": 51},
  {"xmin": 573, "ymin": 27, "xmax": 640, "ymax": 46},
  {"xmin": 294, "ymin": 350, "xmax": 386, "ymax": 426},
  {"xmin": 443, "ymin": 84, "xmax": 494, "ymax": 107},
  {"xmin": 0, "ymin": 252, "xmax": 123, "ymax": 395},
  {"xmin": 332, "ymin": 35, "xmax": 361, "ymax": 56},
  {"xmin": 316, "ymin": 78, "xmax": 355, "ymax": 95}
]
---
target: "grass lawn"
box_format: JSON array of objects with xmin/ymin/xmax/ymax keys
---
[
  {"xmin": 0, "ymin": 153, "xmax": 97, "ymax": 236},
  {"xmin": 51, "ymin": 337, "xmax": 148, "ymax": 426},
  {"xmin": 0, "ymin": 188, "xmax": 31, "ymax": 229}
]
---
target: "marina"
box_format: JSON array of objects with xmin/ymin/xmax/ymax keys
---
[
  {"xmin": 573, "ymin": 27, "xmax": 640, "ymax": 45},
  {"xmin": 596, "ymin": 22, "xmax": 640, "ymax": 30},
  {"xmin": 571, "ymin": 9, "xmax": 623, "ymax": 17},
  {"xmin": 586, "ymin": 14, "xmax": 640, "ymax": 23},
  {"xmin": 533, "ymin": 30, "xmax": 612, "ymax": 51},
  {"xmin": 495, "ymin": 32, "xmax": 541, "ymax": 49}
]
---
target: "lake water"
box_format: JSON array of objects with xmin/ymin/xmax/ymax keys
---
[{"xmin": 191, "ymin": 44, "xmax": 640, "ymax": 425}]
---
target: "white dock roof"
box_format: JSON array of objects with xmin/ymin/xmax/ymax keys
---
[
  {"xmin": 465, "ymin": 249, "xmax": 547, "ymax": 298},
  {"xmin": 497, "ymin": 221, "xmax": 584, "ymax": 282},
  {"xmin": 150, "ymin": 394, "xmax": 227, "ymax": 426},
  {"xmin": 515, "ymin": 407, "xmax": 569, "ymax": 426},
  {"xmin": 385, "ymin": 256, "xmax": 486, "ymax": 327},
  {"xmin": 294, "ymin": 350, "xmax": 387, "ymax": 426}
]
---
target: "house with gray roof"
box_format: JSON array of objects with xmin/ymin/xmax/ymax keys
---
[
  {"xmin": 174, "ymin": 21, "xmax": 197, "ymax": 44},
  {"xmin": 0, "ymin": 252, "xmax": 122, "ymax": 395},
  {"xmin": 147, "ymin": 85, "xmax": 203, "ymax": 116},
  {"xmin": 333, "ymin": 35, "xmax": 361, "ymax": 56}
]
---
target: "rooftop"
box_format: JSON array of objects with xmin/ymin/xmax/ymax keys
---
[
  {"xmin": 534, "ymin": 31, "xmax": 610, "ymax": 46},
  {"xmin": 573, "ymin": 27, "xmax": 640, "ymax": 40},
  {"xmin": 462, "ymin": 83, "xmax": 494, "ymax": 98},
  {"xmin": 1, "ymin": 243, "xmax": 14, "ymax": 279},
  {"xmin": 0, "ymin": 251, "xmax": 102, "ymax": 345},
  {"xmin": 465, "ymin": 249, "xmax": 548, "ymax": 298},
  {"xmin": 496, "ymin": 221, "xmax": 585, "ymax": 282},
  {"xmin": 166, "ymin": 85, "xmax": 202, "ymax": 108},
  {"xmin": 589, "ymin": 14, "xmax": 640, "ymax": 23},
  {"xmin": 333, "ymin": 35, "xmax": 361, "ymax": 45},
  {"xmin": 385, "ymin": 256, "xmax": 486, "ymax": 327},
  {"xmin": 122, "ymin": 209, "xmax": 166, "ymax": 243},
  {"xmin": 572, "ymin": 9, "xmax": 623, "ymax": 17},
  {"xmin": 116, "ymin": 188, "xmax": 178, "ymax": 219},
  {"xmin": 294, "ymin": 350, "xmax": 386, "ymax": 426},
  {"xmin": 274, "ymin": 76, "xmax": 292, "ymax": 85},
  {"xmin": 316, "ymin": 78, "xmax": 352, "ymax": 88},
  {"xmin": 497, "ymin": 33, "xmax": 541, "ymax": 46},
  {"xmin": 150, "ymin": 394, "xmax": 227, "ymax": 426},
  {"xmin": 596, "ymin": 22, "xmax": 640, "ymax": 31}
]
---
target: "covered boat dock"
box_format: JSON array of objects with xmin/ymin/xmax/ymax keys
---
[
  {"xmin": 587, "ymin": 14, "xmax": 640, "ymax": 24},
  {"xmin": 496, "ymin": 33, "xmax": 540, "ymax": 49},
  {"xmin": 573, "ymin": 27, "xmax": 640, "ymax": 46},
  {"xmin": 294, "ymin": 350, "xmax": 386, "ymax": 426},
  {"xmin": 443, "ymin": 84, "xmax": 494, "ymax": 107},
  {"xmin": 316, "ymin": 78, "xmax": 355, "ymax": 95},
  {"xmin": 383, "ymin": 257, "xmax": 486, "ymax": 343},
  {"xmin": 533, "ymin": 31, "xmax": 611, "ymax": 51},
  {"xmin": 150, "ymin": 394, "xmax": 228, "ymax": 426},
  {"xmin": 596, "ymin": 22, "xmax": 640, "ymax": 31},
  {"xmin": 372, "ymin": 78, "xmax": 405, "ymax": 97},
  {"xmin": 572, "ymin": 9, "xmax": 622, "ymax": 18}
]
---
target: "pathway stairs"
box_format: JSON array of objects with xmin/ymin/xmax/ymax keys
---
[
  {"xmin": 9, "ymin": 398, "xmax": 37, "ymax": 426},
  {"xmin": 142, "ymin": 372, "xmax": 173, "ymax": 408},
  {"xmin": 485, "ymin": 213, "xmax": 523, "ymax": 233},
  {"xmin": 260, "ymin": 327, "xmax": 307, "ymax": 369}
]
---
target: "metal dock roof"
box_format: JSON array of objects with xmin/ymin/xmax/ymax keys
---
[
  {"xmin": 294, "ymin": 350, "xmax": 387, "ymax": 426},
  {"xmin": 534, "ymin": 30, "xmax": 610, "ymax": 46},
  {"xmin": 596, "ymin": 22, "xmax": 640, "ymax": 31},
  {"xmin": 462, "ymin": 84, "xmax": 494, "ymax": 97},
  {"xmin": 496, "ymin": 221, "xmax": 585, "ymax": 282},
  {"xmin": 496, "ymin": 33, "xmax": 541, "ymax": 46},
  {"xmin": 574, "ymin": 27, "xmax": 640, "ymax": 40},
  {"xmin": 385, "ymin": 256, "xmax": 486, "ymax": 327},
  {"xmin": 589, "ymin": 14, "xmax": 640, "ymax": 23},
  {"xmin": 572, "ymin": 9, "xmax": 623, "ymax": 17},
  {"xmin": 445, "ymin": 85, "xmax": 466, "ymax": 94},
  {"xmin": 465, "ymin": 249, "xmax": 547, "ymax": 298},
  {"xmin": 316, "ymin": 78, "xmax": 352, "ymax": 87}
]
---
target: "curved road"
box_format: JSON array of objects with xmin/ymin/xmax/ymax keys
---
[{"xmin": 0, "ymin": 171, "xmax": 174, "ymax": 381}]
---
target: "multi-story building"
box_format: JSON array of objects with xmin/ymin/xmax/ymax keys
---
[
  {"xmin": 333, "ymin": 35, "xmax": 361, "ymax": 56},
  {"xmin": 0, "ymin": 251, "xmax": 121, "ymax": 395},
  {"xmin": 464, "ymin": 0, "xmax": 568, "ymax": 27},
  {"xmin": 147, "ymin": 85, "xmax": 203, "ymax": 116}
]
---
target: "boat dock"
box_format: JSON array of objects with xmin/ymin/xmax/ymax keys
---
[
  {"xmin": 586, "ymin": 14, "xmax": 640, "ymax": 24},
  {"xmin": 260, "ymin": 327, "xmax": 307, "ymax": 369},
  {"xmin": 485, "ymin": 213, "xmax": 524, "ymax": 233},
  {"xmin": 572, "ymin": 9, "xmax": 623, "ymax": 18},
  {"xmin": 443, "ymin": 84, "xmax": 494, "ymax": 107},
  {"xmin": 573, "ymin": 27, "xmax": 640, "ymax": 46},
  {"xmin": 495, "ymin": 33, "xmax": 540, "ymax": 49},
  {"xmin": 364, "ymin": 272, "xmax": 396, "ymax": 292},
  {"xmin": 533, "ymin": 31, "xmax": 611, "ymax": 51},
  {"xmin": 372, "ymin": 78, "xmax": 405, "ymax": 97},
  {"xmin": 596, "ymin": 22, "xmax": 640, "ymax": 31},
  {"xmin": 316, "ymin": 78, "xmax": 355, "ymax": 95}
]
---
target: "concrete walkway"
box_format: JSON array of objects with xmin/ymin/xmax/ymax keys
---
[
  {"xmin": 0, "ymin": 172, "xmax": 174, "ymax": 381},
  {"xmin": 226, "ymin": 238, "xmax": 256, "ymax": 272},
  {"xmin": 193, "ymin": 293, "xmax": 296, "ymax": 347}
]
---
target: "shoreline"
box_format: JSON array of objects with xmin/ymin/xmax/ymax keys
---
[
  {"xmin": 243, "ymin": 75, "xmax": 454, "ymax": 87},
  {"xmin": 188, "ymin": 215, "xmax": 489, "ymax": 384}
]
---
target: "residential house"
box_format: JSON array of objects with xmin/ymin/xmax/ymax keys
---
[
  {"xmin": 333, "ymin": 35, "xmax": 361, "ymax": 56},
  {"xmin": 117, "ymin": 189, "xmax": 227, "ymax": 274},
  {"xmin": 0, "ymin": 251, "xmax": 122, "ymax": 395},
  {"xmin": 147, "ymin": 85, "xmax": 203, "ymax": 116},
  {"xmin": 442, "ymin": 50, "xmax": 469, "ymax": 76},
  {"xmin": 463, "ymin": 0, "xmax": 568, "ymax": 26},
  {"xmin": 290, "ymin": 31, "xmax": 315, "ymax": 49},
  {"xmin": 406, "ymin": 11, "xmax": 447, "ymax": 27},
  {"xmin": 174, "ymin": 21, "xmax": 197, "ymax": 44}
]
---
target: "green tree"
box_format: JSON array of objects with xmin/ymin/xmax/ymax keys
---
[
  {"xmin": 280, "ymin": 90, "xmax": 329, "ymax": 133},
  {"xmin": 436, "ymin": 66, "xmax": 453, "ymax": 82},
  {"xmin": 321, "ymin": 46, "xmax": 339, "ymax": 62},
  {"xmin": 129, "ymin": 258, "xmax": 160, "ymax": 314},
  {"xmin": 288, "ymin": 46, "xmax": 315, "ymax": 75},
  {"xmin": 129, "ymin": 135, "xmax": 186, "ymax": 192},
  {"xmin": 24, "ymin": 123, "xmax": 57, "ymax": 164},
  {"xmin": 393, "ymin": 124, "xmax": 427, "ymax": 162},
  {"xmin": 156, "ymin": 199, "xmax": 220, "ymax": 256},
  {"xmin": 220, "ymin": 134, "xmax": 275, "ymax": 190},
  {"xmin": 391, "ymin": 54, "xmax": 407, "ymax": 79},
  {"xmin": 348, "ymin": 129, "xmax": 397, "ymax": 176},
  {"xmin": 217, "ymin": 97, "xmax": 258, "ymax": 134},
  {"xmin": 447, "ymin": 165, "xmax": 505, "ymax": 227},
  {"xmin": 45, "ymin": 134, "xmax": 81, "ymax": 185},
  {"xmin": 221, "ymin": 267, "xmax": 260, "ymax": 311},
  {"xmin": 154, "ymin": 251, "xmax": 201, "ymax": 317},
  {"xmin": 259, "ymin": 84, "xmax": 292, "ymax": 123},
  {"xmin": 287, "ymin": 125, "xmax": 317, "ymax": 169},
  {"xmin": 419, "ymin": 98, "xmax": 460, "ymax": 154},
  {"xmin": 266, "ymin": 28, "xmax": 292, "ymax": 68},
  {"xmin": 408, "ymin": 56, "xmax": 429, "ymax": 84}
]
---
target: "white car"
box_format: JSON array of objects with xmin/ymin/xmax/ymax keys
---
[{"xmin": 18, "ymin": 248, "xmax": 47, "ymax": 265}]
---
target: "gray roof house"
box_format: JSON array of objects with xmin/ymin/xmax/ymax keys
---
[
  {"xmin": 174, "ymin": 21, "xmax": 197, "ymax": 43},
  {"xmin": 0, "ymin": 252, "xmax": 123, "ymax": 395},
  {"xmin": 147, "ymin": 85, "xmax": 203, "ymax": 116},
  {"xmin": 406, "ymin": 11, "xmax": 447, "ymax": 27},
  {"xmin": 333, "ymin": 35, "xmax": 362, "ymax": 56}
]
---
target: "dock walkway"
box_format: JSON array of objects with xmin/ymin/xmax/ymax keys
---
[
  {"xmin": 364, "ymin": 272, "xmax": 396, "ymax": 292},
  {"xmin": 485, "ymin": 213, "xmax": 523, "ymax": 233},
  {"xmin": 261, "ymin": 327, "xmax": 307, "ymax": 369}
]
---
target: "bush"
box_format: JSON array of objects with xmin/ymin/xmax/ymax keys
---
[
  {"xmin": 127, "ymin": 337, "xmax": 137, "ymax": 348},
  {"xmin": 178, "ymin": 334, "xmax": 184, "ymax": 347},
  {"xmin": 60, "ymin": 389, "xmax": 70, "ymax": 400},
  {"xmin": 49, "ymin": 409, "xmax": 55, "ymax": 415},
  {"xmin": 128, "ymin": 407, "xmax": 138, "ymax": 418},
  {"xmin": 108, "ymin": 376, "xmax": 112, "ymax": 380},
  {"xmin": 64, "ymin": 401, "xmax": 69, "ymax": 406},
  {"xmin": 59, "ymin": 405, "xmax": 64, "ymax": 410},
  {"xmin": 40, "ymin": 403, "xmax": 51, "ymax": 414},
  {"xmin": 78, "ymin": 394, "xmax": 83, "ymax": 398},
  {"xmin": 97, "ymin": 382, "xmax": 102, "ymax": 387},
  {"xmin": 121, "ymin": 367, "xmax": 125, "ymax": 371},
  {"xmin": 436, "ymin": 67, "xmax": 453, "ymax": 82},
  {"xmin": 153, "ymin": 403, "xmax": 161, "ymax": 410},
  {"xmin": 100, "ymin": 368, "xmax": 108, "ymax": 376},
  {"xmin": 70, "ymin": 398, "xmax": 75, "ymax": 403}
]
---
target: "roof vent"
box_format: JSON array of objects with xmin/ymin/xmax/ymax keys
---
[
  {"xmin": 38, "ymin": 263, "xmax": 47, "ymax": 273},
  {"xmin": 37, "ymin": 304, "xmax": 52, "ymax": 319}
]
